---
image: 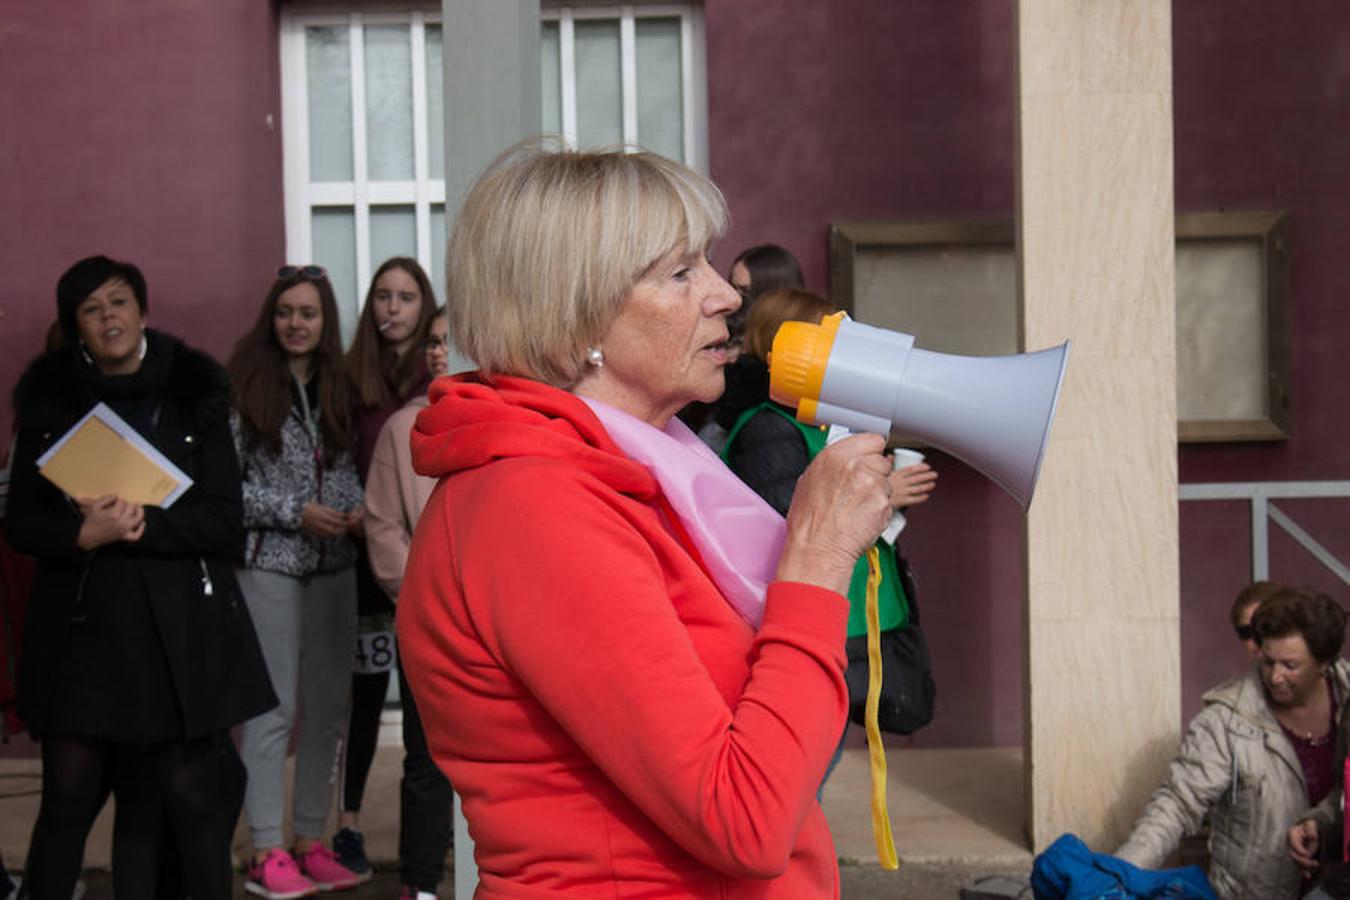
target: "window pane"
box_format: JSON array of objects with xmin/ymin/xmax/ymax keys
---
[
  {"xmin": 636, "ymin": 18, "xmax": 683, "ymax": 161},
  {"xmin": 311, "ymin": 208, "xmax": 358, "ymax": 344},
  {"xmin": 426, "ymin": 25, "xmax": 445, "ymax": 181},
  {"xmin": 307, "ymin": 27, "xmax": 354, "ymax": 182},
  {"xmin": 370, "ymin": 205, "xmax": 417, "ymax": 275},
  {"xmin": 365, "ymin": 25, "xmax": 414, "ymax": 181},
  {"xmin": 574, "ymin": 20, "xmax": 622, "ymax": 149},
  {"xmin": 430, "ymin": 203, "xmax": 447, "ymax": 310},
  {"xmin": 540, "ymin": 22, "xmax": 561, "ymax": 137}
]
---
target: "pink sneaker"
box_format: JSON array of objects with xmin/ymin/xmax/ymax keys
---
[
  {"xmin": 245, "ymin": 849, "xmax": 319, "ymax": 899},
  {"xmin": 296, "ymin": 843, "xmax": 361, "ymax": 891}
]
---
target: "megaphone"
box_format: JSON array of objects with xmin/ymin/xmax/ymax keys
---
[{"xmin": 769, "ymin": 312, "xmax": 1069, "ymax": 509}]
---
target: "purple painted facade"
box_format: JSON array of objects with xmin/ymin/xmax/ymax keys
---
[
  {"xmin": 1172, "ymin": 2, "xmax": 1350, "ymax": 730},
  {"xmin": 705, "ymin": 0, "xmax": 1350, "ymax": 746},
  {"xmin": 1, "ymin": 1, "xmax": 1346, "ymax": 750},
  {"xmin": 0, "ymin": 0, "xmax": 285, "ymax": 441}
]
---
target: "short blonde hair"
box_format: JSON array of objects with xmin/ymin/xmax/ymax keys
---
[
  {"xmin": 448, "ymin": 139, "xmax": 729, "ymax": 387},
  {"xmin": 743, "ymin": 288, "xmax": 836, "ymax": 361}
]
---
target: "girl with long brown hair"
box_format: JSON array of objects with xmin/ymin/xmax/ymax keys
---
[
  {"xmin": 232, "ymin": 268, "xmax": 355, "ymax": 463},
  {"xmin": 331, "ymin": 257, "xmax": 437, "ymax": 878},
  {"xmin": 229, "ymin": 266, "xmax": 366, "ymax": 898},
  {"xmin": 345, "ymin": 257, "xmax": 438, "ymax": 440}
]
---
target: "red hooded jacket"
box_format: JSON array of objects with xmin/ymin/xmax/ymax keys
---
[{"xmin": 397, "ymin": 373, "xmax": 849, "ymax": 898}]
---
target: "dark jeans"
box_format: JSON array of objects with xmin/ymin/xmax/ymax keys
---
[{"xmin": 397, "ymin": 658, "xmax": 453, "ymax": 892}]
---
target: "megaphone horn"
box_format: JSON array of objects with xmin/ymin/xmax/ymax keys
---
[{"xmin": 769, "ymin": 312, "xmax": 1069, "ymax": 509}]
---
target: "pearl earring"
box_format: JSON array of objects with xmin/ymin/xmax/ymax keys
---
[{"xmin": 586, "ymin": 347, "xmax": 604, "ymax": 368}]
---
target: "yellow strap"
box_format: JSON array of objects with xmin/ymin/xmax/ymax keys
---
[{"xmin": 864, "ymin": 546, "xmax": 900, "ymax": 869}]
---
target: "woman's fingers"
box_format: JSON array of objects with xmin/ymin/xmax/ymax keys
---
[
  {"xmin": 826, "ymin": 431, "xmax": 887, "ymax": 463},
  {"xmin": 75, "ymin": 494, "xmax": 116, "ymax": 514},
  {"xmin": 890, "ymin": 462, "xmax": 938, "ymax": 506},
  {"xmin": 807, "ymin": 438, "xmax": 892, "ymax": 523},
  {"xmin": 1288, "ymin": 820, "xmax": 1319, "ymax": 869},
  {"xmin": 301, "ymin": 502, "xmax": 348, "ymax": 538},
  {"xmin": 76, "ymin": 496, "xmax": 141, "ymax": 549}
]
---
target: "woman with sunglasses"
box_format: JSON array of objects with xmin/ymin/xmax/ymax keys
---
[
  {"xmin": 8, "ymin": 255, "xmax": 275, "ymax": 900},
  {"xmin": 328, "ymin": 258, "xmax": 438, "ymax": 878},
  {"xmin": 1232, "ymin": 580, "xmax": 1282, "ymax": 661},
  {"xmin": 228, "ymin": 265, "xmax": 365, "ymax": 898}
]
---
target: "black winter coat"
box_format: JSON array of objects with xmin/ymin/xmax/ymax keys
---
[{"xmin": 7, "ymin": 330, "xmax": 277, "ymax": 740}]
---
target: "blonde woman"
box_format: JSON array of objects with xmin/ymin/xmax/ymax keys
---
[{"xmin": 398, "ymin": 143, "xmax": 919, "ymax": 898}]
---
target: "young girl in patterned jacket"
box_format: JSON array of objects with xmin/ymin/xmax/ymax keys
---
[{"xmin": 228, "ymin": 266, "xmax": 366, "ymax": 899}]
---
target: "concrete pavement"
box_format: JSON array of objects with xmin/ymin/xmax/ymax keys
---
[{"xmin": 1, "ymin": 723, "xmax": 1033, "ymax": 898}]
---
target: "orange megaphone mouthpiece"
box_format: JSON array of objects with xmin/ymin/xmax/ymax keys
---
[{"xmin": 768, "ymin": 311, "xmax": 845, "ymax": 424}]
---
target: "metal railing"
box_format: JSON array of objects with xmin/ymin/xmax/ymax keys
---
[{"xmin": 1179, "ymin": 481, "xmax": 1350, "ymax": 586}]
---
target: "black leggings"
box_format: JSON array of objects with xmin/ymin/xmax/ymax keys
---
[
  {"xmin": 342, "ymin": 558, "xmax": 393, "ymax": 815},
  {"xmin": 23, "ymin": 735, "xmax": 238, "ymax": 900},
  {"xmin": 341, "ymin": 669, "xmax": 388, "ymax": 813}
]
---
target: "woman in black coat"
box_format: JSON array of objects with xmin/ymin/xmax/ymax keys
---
[{"xmin": 7, "ymin": 256, "xmax": 276, "ymax": 900}]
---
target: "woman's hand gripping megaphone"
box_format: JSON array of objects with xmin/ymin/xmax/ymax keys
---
[{"xmin": 773, "ymin": 432, "xmax": 896, "ymax": 596}]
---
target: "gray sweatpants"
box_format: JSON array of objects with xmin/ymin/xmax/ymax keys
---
[{"xmin": 237, "ymin": 566, "xmax": 357, "ymax": 849}]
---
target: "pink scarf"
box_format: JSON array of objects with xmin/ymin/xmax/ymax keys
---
[{"xmin": 581, "ymin": 398, "xmax": 784, "ymax": 628}]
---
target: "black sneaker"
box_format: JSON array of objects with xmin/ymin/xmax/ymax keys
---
[{"xmin": 330, "ymin": 827, "xmax": 373, "ymax": 883}]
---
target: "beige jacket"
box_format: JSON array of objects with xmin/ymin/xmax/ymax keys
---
[
  {"xmin": 364, "ymin": 395, "xmax": 436, "ymax": 601},
  {"xmin": 1116, "ymin": 659, "xmax": 1350, "ymax": 900}
]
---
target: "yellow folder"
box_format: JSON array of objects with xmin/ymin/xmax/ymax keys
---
[{"xmin": 37, "ymin": 403, "xmax": 192, "ymax": 508}]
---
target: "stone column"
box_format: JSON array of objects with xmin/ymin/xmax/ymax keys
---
[
  {"xmin": 440, "ymin": 4, "xmax": 541, "ymax": 893},
  {"xmin": 441, "ymin": 0, "xmax": 541, "ymax": 221},
  {"xmin": 1015, "ymin": 1, "xmax": 1179, "ymax": 850}
]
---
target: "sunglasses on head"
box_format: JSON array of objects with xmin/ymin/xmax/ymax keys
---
[
  {"xmin": 277, "ymin": 265, "xmax": 327, "ymax": 281},
  {"xmin": 1235, "ymin": 624, "xmax": 1256, "ymax": 641}
]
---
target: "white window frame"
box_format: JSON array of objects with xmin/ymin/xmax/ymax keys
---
[
  {"xmin": 280, "ymin": 9, "xmax": 445, "ymax": 299},
  {"xmin": 542, "ymin": 4, "xmax": 708, "ymax": 171},
  {"xmin": 279, "ymin": 4, "xmax": 707, "ymax": 292}
]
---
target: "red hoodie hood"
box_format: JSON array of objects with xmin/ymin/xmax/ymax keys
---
[{"xmin": 411, "ymin": 372, "xmax": 660, "ymax": 501}]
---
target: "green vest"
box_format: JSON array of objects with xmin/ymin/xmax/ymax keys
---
[{"xmin": 722, "ymin": 403, "xmax": 909, "ymax": 637}]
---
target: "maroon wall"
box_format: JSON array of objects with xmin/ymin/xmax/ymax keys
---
[
  {"xmin": 705, "ymin": 1, "xmax": 1022, "ymax": 746},
  {"xmin": 0, "ymin": 0, "xmax": 286, "ymax": 441},
  {"xmin": 706, "ymin": 1, "xmax": 1350, "ymax": 746},
  {"xmin": 705, "ymin": 2, "xmax": 1015, "ymax": 290},
  {"xmin": 1, "ymin": 0, "xmax": 1345, "ymax": 750},
  {"xmin": 1174, "ymin": 3, "xmax": 1350, "ymax": 719}
]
